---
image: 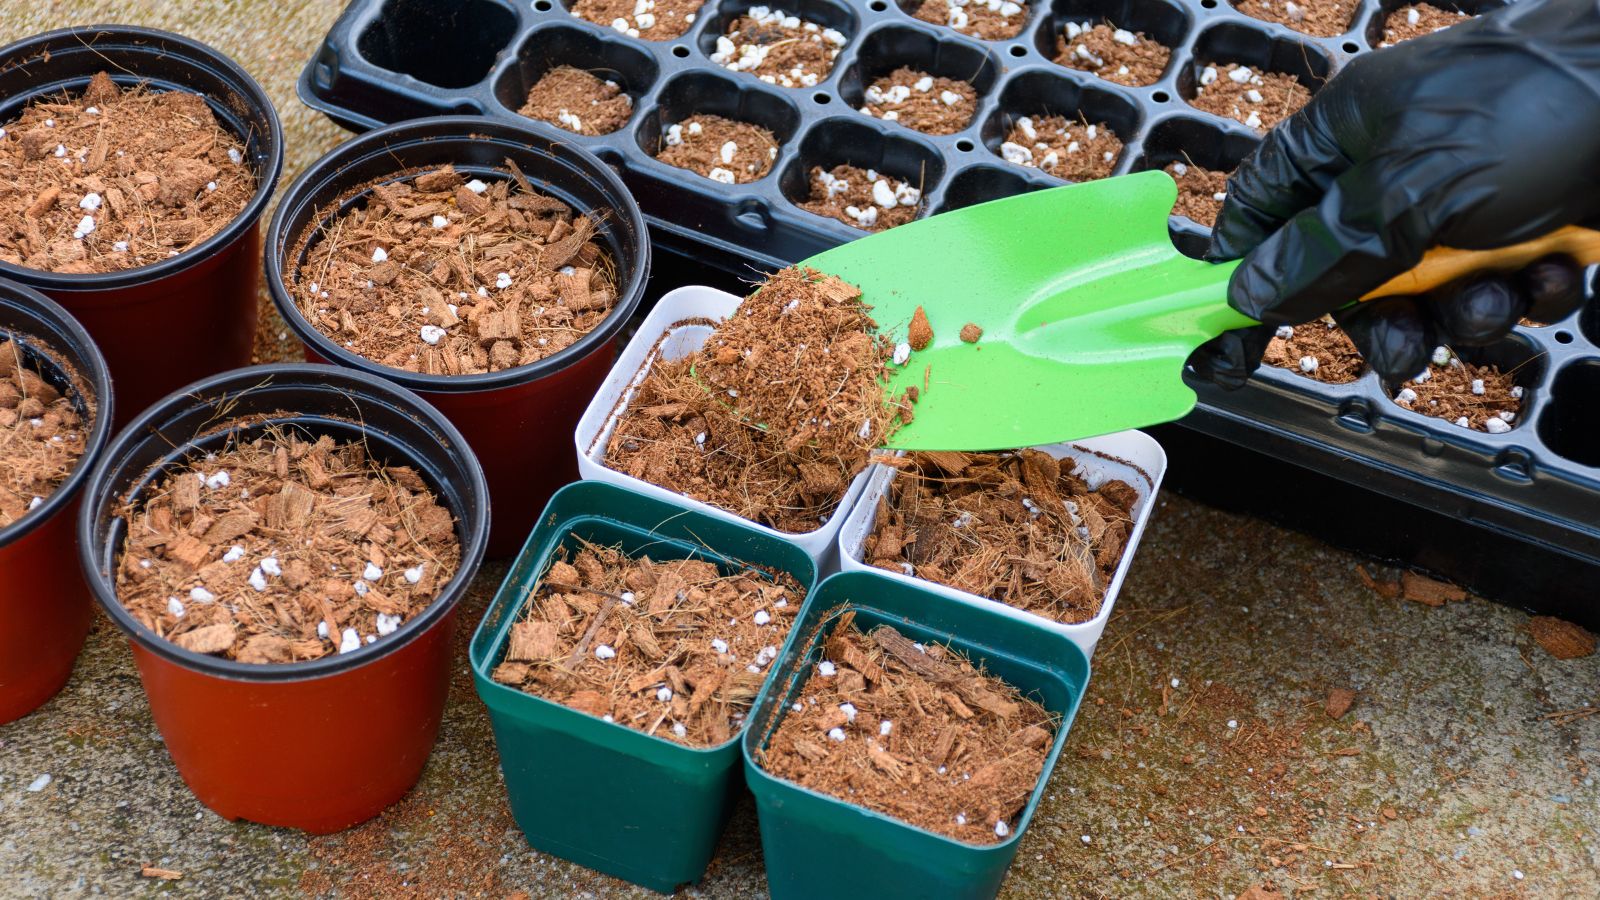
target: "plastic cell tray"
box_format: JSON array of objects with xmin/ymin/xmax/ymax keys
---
[{"xmin": 301, "ymin": 0, "xmax": 1600, "ymax": 627}]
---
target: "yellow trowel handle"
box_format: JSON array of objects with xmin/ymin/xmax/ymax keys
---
[{"xmin": 1363, "ymin": 225, "xmax": 1600, "ymax": 301}]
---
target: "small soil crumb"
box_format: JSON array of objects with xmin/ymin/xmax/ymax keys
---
[
  {"xmin": 0, "ymin": 72, "xmax": 256, "ymax": 274},
  {"xmin": 1528, "ymin": 616, "xmax": 1596, "ymax": 660},
  {"xmin": 1166, "ymin": 161, "xmax": 1230, "ymax": 228},
  {"xmin": 1263, "ymin": 317, "xmax": 1363, "ymax": 384},
  {"xmin": 1391, "ymin": 346, "xmax": 1523, "ymax": 432},
  {"xmin": 518, "ymin": 67, "xmax": 633, "ymax": 136},
  {"xmin": 912, "ymin": 0, "xmax": 1029, "ymax": 40},
  {"xmin": 867, "ymin": 450, "xmax": 1138, "ymax": 624},
  {"xmin": 756, "ymin": 612, "xmax": 1057, "ymax": 843},
  {"xmin": 1234, "ymin": 0, "xmax": 1358, "ymax": 38},
  {"xmin": 656, "ymin": 115, "xmax": 780, "ymax": 185},
  {"xmin": 1189, "ymin": 63, "xmax": 1311, "ymax": 133},
  {"xmin": 960, "ymin": 323, "xmax": 983, "ymax": 343},
  {"xmin": 908, "ymin": 306, "xmax": 934, "ymax": 350},
  {"xmin": 1380, "ymin": 3, "xmax": 1471, "ymax": 46},
  {"xmin": 604, "ymin": 268, "xmax": 915, "ymax": 533},
  {"xmin": 998, "ymin": 116, "xmax": 1122, "ymax": 181},
  {"xmin": 860, "ymin": 67, "xmax": 978, "ymax": 136},
  {"xmin": 799, "ymin": 164, "xmax": 923, "ymax": 233},
  {"xmin": 113, "ymin": 427, "xmax": 462, "ymax": 663},
  {"xmin": 570, "ymin": 0, "xmax": 700, "ymax": 39},
  {"xmin": 711, "ymin": 8, "xmax": 847, "ymax": 88},
  {"xmin": 1055, "ymin": 21, "xmax": 1171, "ymax": 87},
  {"xmin": 490, "ymin": 540, "xmax": 808, "ymax": 746},
  {"xmin": 0, "ymin": 339, "xmax": 92, "ymax": 527},
  {"xmin": 1324, "ymin": 687, "xmax": 1355, "ymax": 720},
  {"xmin": 289, "ymin": 162, "xmax": 618, "ymax": 376},
  {"xmin": 1400, "ymin": 571, "xmax": 1465, "ymax": 607}
]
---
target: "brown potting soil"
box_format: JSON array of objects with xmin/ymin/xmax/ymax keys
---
[
  {"xmin": 288, "ymin": 162, "xmax": 617, "ymax": 376},
  {"xmin": 655, "ymin": 115, "xmax": 780, "ymax": 185},
  {"xmin": 602, "ymin": 267, "xmax": 915, "ymax": 533},
  {"xmin": 864, "ymin": 449, "xmax": 1138, "ymax": 624},
  {"xmin": 0, "ymin": 72, "xmax": 256, "ymax": 275},
  {"xmin": 755, "ymin": 611, "xmax": 1057, "ymax": 843},
  {"xmin": 518, "ymin": 66, "xmax": 634, "ymax": 136},
  {"xmin": 911, "ymin": 0, "xmax": 1029, "ymax": 41},
  {"xmin": 1233, "ymin": 0, "xmax": 1358, "ymax": 38},
  {"xmin": 113, "ymin": 427, "xmax": 462, "ymax": 663},
  {"xmin": 1380, "ymin": 3, "xmax": 1471, "ymax": 46},
  {"xmin": 712, "ymin": 11, "xmax": 847, "ymax": 88},
  {"xmin": 1188, "ymin": 63, "xmax": 1311, "ymax": 133},
  {"xmin": 1391, "ymin": 347, "xmax": 1523, "ymax": 432},
  {"xmin": 998, "ymin": 115, "xmax": 1122, "ymax": 181},
  {"xmin": 569, "ymin": 0, "xmax": 700, "ymax": 39},
  {"xmin": 489, "ymin": 540, "xmax": 809, "ymax": 747},
  {"xmin": 859, "ymin": 67, "xmax": 977, "ymax": 136},
  {"xmin": 798, "ymin": 164, "xmax": 923, "ymax": 233},
  {"xmin": 1055, "ymin": 22, "xmax": 1171, "ymax": 87},
  {"xmin": 0, "ymin": 339, "xmax": 91, "ymax": 528},
  {"xmin": 1166, "ymin": 161, "xmax": 1230, "ymax": 228},
  {"xmin": 1262, "ymin": 316, "xmax": 1364, "ymax": 384}
]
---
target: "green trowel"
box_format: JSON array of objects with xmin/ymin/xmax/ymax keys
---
[{"xmin": 800, "ymin": 169, "xmax": 1600, "ymax": 451}]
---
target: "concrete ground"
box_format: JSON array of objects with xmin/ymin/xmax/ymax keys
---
[{"xmin": 2, "ymin": 2, "xmax": 1597, "ymax": 897}]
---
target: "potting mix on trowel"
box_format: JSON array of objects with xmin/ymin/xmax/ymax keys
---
[
  {"xmin": 113, "ymin": 427, "xmax": 460, "ymax": 661},
  {"xmin": 0, "ymin": 338, "xmax": 92, "ymax": 526},
  {"xmin": 491, "ymin": 539, "xmax": 808, "ymax": 745}
]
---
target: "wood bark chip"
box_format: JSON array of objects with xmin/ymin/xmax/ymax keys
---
[
  {"xmin": 1400, "ymin": 572, "xmax": 1466, "ymax": 607},
  {"xmin": 1528, "ymin": 616, "xmax": 1596, "ymax": 660}
]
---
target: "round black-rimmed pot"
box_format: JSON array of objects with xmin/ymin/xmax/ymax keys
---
[
  {"xmin": 266, "ymin": 115, "xmax": 649, "ymax": 557},
  {"xmin": 0, "ymin": 279, "xmax": 113, "ymax": 724},
  {"xmin": 0, "ymin": 25, "xmax": 285, "ymax": 425},
  {"xmin": 76, "ymin": 364, "xmax": 488, "ymax": 833}
]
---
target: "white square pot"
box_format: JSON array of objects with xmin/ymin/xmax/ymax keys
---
[
  {"xmin": 575, "ymin": 285, "xmax": 876, "ymax": 571},
  {"xmin": 837, "ymin": 432, "xmax": 1167, "ymax": 658}
]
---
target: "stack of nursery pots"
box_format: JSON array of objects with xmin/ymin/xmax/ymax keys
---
[
  {"xmin": 471, "ymin": 480, "xmax": 821, "ymax": 892},
  {"xmin": 0, "ymin": 281, "xmax": 113, "ymax": 724},
  {"xmin": 267, "ymin": 117, "xmax": 650, "ymax": 557},
  {"xmin": 78, "ymin": 364, "xmax": 488, "ymax": 832},
  {"xmin": 0, "ymin": 26, "xmax": 284, "ymax": 423}
]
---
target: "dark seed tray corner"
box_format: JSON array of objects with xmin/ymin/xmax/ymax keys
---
[{"xmin": 302, "ymin": 0, "xmax": 1600, "ymax": 621}]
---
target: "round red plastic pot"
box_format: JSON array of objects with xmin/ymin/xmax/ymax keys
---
[
  {"xmin": 0, "ymin": 26, "xmax": 285, "ymax": 425},
  {"xmin": 0, "ymin": 280, "xmax": 114, "ymax": 724},
  {"xmin": 266, "ymin": 117, "xmax": 649, "ymax": 557},
  {"xmin": 77, "ymin": 364, "xmax": 489, "ymax": 833}
]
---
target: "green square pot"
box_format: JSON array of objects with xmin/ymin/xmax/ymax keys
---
[
  {"xmin": 741, "ymin": 571, "xmax": 1091, "ymax": 900},
  {"xmin": 469, "ymin": 480, "xmax": 819, "ymax": 893}
]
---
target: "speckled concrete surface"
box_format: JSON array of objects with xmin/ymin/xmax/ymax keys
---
[{"xmin": 1, "ymin": 3, "xmax": 1597, "ymax": 898}]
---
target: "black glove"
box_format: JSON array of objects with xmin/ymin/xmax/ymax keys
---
[{"xmin": 1191, "ymin": 0, "xmax": 1600, "ymax": 389}]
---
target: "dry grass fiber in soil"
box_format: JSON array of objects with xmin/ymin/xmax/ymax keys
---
[
  {"xmin": 114, "ymin": 427, "xmax": 461, "ymax": 662},
  {"xmin": 1380, "ymin": 3, "xmax": 1471, "ymax": 45},
  {"xmin": 289, "ymin": 161, "xmax": 617, "ymax": 376},
  {"xmin": 999, "ymin": 116, "xmax": 1123, "ymax": 180},
  {"xmin": 1189, "ymin": 63, "xmax": 1311, "ymax": 132},
  {"xmin": 1166, "ymin": 161, "xmax": 1229, "ymax": 228},
  {"xmin": 603, "ymin": 267, "xmax": 916, "ymax": 533},
  {"xmin": 1233, "ymin": 0, "xmax": 1358, "ymax": 38},
  {"xmin": 1056, "ymin": 22, "xmax": 1171, "ymax": 87},
  {"xmin": 799, "ymin": 164, "xmax": 923, "ymax": 232},
  {"xmin": 656, "ymin": 115, "xmax": 780, "ymax": 185},
  {"xmin": 860, "ymin": 67, "xmax": 978, "ymax": 135},
  {"xmin": 866, "ymin": 449, "xmax": 1138, "ymax": 624},
  {"xmin": 711, "ymin": 9, "xmax": 847, "ymax": 88},
  {"xmin": 0, "ymin": 72, "xmax": 255, "ymax": 274},
  {"xmin": 569, "ymin": 0, "xmax": 701, "ymax": 39},
  {"xmin": 1263, "ymin": 316, "xmax": 1364, "ymax": 384},
  {"xmin": 490, "ymin": 540, "xmax": 808, "ymax": 746},
  {"xmin": 0, "ymin": 339, "xmax": 91, "ymax": 526},
  {"xmin": 912, "ymin": 0, "xmax": 1029, "ymax": 40},
  {"xmin": 756, "ymin": 611, "xmax": 1057, "ymax": 843},
  {"xmin": 518, "ymin": 67, "xmax": 634, "ymax": 136},
  {"xmin": 1392, "ymin": 347, "xmax": 1523, "ymax": 432}
]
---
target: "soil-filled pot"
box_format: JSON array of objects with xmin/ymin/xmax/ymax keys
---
[
  {"xmin": 470, "ymin": 480, "xmax": 818, "ymax": 893},
  {"xmin": 838, "ymin": 432, "xmax": 1167, "ymax": 658},
  {"xmin": 77, "ymin": 364, "xmax": 488, "ymax": 833},
  {"xmin": 575, "ymin": 285, "xmax": 877, "ymax": 571},
  {"xmin": 0, "ymin": 26, "xmax": 284, "ymax": 424},
  {"xmin": 743, "ymin": 571, "xmax": 1090, "ymax": 900},
  {"xmin": 0, "ymin": 279, "xmax": 113, "ymax": 724},
  {"xmin": 267, "ymin": 116, "xmax": 649, "ymax": 558}
]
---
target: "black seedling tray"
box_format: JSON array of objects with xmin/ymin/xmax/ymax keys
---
[{"xmin": 300, "ymin": 0, "xmax": 1600, "ymax": 625}]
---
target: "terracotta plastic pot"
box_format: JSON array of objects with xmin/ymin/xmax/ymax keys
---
[
  {"xmin": 0, "ymin": 279, "xmax": 114, "ymax": 725},
  {"xmin": 77, "ymin": 364, "xmax": 488, "ymax": 833},
  {"xmin": 0, "ymin": 25, "xmax": 284, "ymax": 425},
  {"xmin": 266, "ymin": 116, "xmax": 649, "ymax": 558}
]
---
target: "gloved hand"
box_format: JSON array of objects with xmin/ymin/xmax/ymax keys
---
[{"xmin": 1191, "ymin": 0, "xmax": 1600, "ymax": 390}]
